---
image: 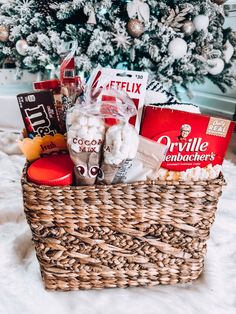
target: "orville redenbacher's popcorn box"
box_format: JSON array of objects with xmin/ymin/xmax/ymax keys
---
[{"xmin": 140, "ymin": 106, "xmax": 235, "ymax": 181}]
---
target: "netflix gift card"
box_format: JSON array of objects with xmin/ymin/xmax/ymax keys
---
[
  {"xmin": 140, "ymin": 106, "xmax": 235, "ymax": 172},
  {"xmin": 17, "ymin": 91, "xmax": 61, "ymax": 137},
  {"xmin": 91, "ymin": 68, "xmax": 148, "ymax": 131}
]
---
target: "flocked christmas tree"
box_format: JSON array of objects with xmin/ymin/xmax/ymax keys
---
[{"xmin": 0, "ymin": 0, "xmax": 235, "ymax": 92}]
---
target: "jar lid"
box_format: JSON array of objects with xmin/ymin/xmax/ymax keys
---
[
  {"xmin": 27, "ymin": 154, "xmax": 74, "ymax": 186},
  {"xmin": 34, "ymin": 79, "xmax": 61, "ymax": 91}
]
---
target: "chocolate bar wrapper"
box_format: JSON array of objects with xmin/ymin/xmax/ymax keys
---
[{"xmin": 17, "ymin": 90, "xmax": 61, "ymax": 137}]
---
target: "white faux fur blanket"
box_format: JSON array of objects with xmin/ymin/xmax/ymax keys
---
[{"xmin": 0, "ymin": 132, "xmax": 236, "ymax": 314}]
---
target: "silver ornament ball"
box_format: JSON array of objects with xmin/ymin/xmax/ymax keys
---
[
  {"xmin": 16, "ymin": 39, "xmax": 29, "ymax": 56},
  {"xmin": 127, "ymin": 19, "xmax": 144, "ymax": 38},
  {"xmin": 0, "ymin": 25, "xmax": 9, "ymax": 42},
  {"xmin": 182, "ymin": 20, "xmax": 195, "ymax": 36}
]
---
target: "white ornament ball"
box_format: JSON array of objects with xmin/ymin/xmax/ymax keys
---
[
  {"xmin": 207, "ymin": 58, "xmax": 225, "ymax": 75},
  {"xmin": 168, "ymin": 38, "xmax": 188, "ymax": 60},
  {"xmin": 193, "ymin": 15, "xmax": 209, "ymax": 32},
  {"xmin": 15, "ymin": 39, "xmax": 29, "ymax": 56}
]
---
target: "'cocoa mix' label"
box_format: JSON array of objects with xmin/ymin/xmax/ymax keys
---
[
  {"xmin": 140, "ymin": 106, "xmax": 235, "ymax": 171},
  {"xmin": 72, "ymin": 138, "xmax": 103, "ymax": 153}
]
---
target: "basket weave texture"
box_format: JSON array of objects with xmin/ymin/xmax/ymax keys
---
[{"xmin": 21, "ymin": 166, "xmax": 226, "ymax": 291}]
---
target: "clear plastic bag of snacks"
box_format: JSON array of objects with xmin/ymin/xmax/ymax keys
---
[{"xmin": 67, "ymin": 70, "xmax": 139, "ymax": 185}]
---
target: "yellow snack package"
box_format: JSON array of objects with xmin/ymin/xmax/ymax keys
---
[{"xmin": 18, "ymin": 133, "xmax": 68, "ymax": 162}]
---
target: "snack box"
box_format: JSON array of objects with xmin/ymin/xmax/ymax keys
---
[
  {"xmin": 140, "ymin": 106, "xmax": 235, "ymax": 172},
  {"xmin": 17, "ymin": 90, "xmax": 61, "ymax": 137}
]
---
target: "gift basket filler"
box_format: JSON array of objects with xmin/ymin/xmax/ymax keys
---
[{"xmin": 18, "ymin": 54, "xmax": 235, "ymax": 291}]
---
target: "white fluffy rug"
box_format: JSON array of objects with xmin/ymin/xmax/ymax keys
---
[{"xmin": 0, "ymin": 132, "xmax": 236, "ymax": 314}]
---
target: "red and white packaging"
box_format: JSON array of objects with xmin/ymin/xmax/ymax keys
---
[
  {"xmin": 140, "ymin": 106, "xmax": 235, "ymax": 180},
  {"xmin": 60, "ymin": 56, "xmax": 75, "ymax": 83},
  {"xmin": 91, "ymin": 68, "xmax": 148, "ymax": 131}
]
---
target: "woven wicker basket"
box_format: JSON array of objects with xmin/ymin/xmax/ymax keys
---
[{"xmin": 21, "ymin": 166, "xmax": 226, "ymax": 291}]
